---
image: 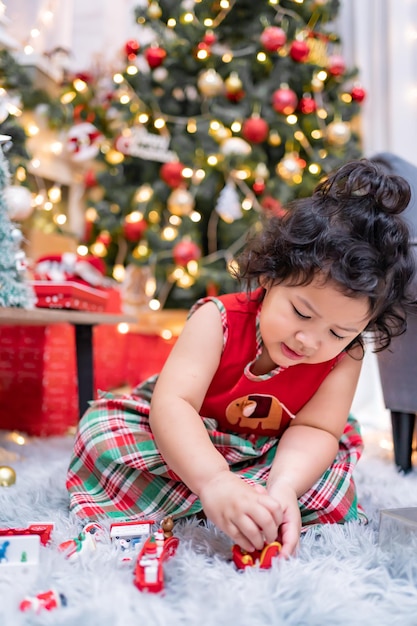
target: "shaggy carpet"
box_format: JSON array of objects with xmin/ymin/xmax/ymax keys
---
[{"xmin": 1, "ymin": 426, "xmax": 417, "ymax": 626}]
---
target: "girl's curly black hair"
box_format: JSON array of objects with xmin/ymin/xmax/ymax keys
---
[{"xmin": 236, "ymin": 158, "xmax": 416, "ymax": 353}]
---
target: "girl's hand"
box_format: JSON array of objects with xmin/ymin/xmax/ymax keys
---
[
  {"xmin": 198, "ymin": 471, "xmax": 283, "ymax": 553},
  {"xmin": 267, "ymin": 482, "xmax": 301, "ymax": 558}
]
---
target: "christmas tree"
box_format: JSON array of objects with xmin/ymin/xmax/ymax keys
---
[
  {"xmin": 49, "ymin": 0, "xmax": 366, "ymax": 310},
  {"xmin": 0, "ymin": 136, "xmax": 35, "ymax": 308}
]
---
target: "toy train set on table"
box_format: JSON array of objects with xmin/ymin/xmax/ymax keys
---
[{"xmin": 0, "ymin": 516, "xmax": 282, "ymax": 613}]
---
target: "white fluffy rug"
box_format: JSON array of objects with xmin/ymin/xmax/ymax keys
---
[{"xmin": 1, "ymin": 426, "xmax": 417, "ymax": 626}]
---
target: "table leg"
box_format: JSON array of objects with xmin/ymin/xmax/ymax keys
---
[
  {"xmin": 391, "ymin": 411, "xmax": 416, "ymax": 473},
  {"xmin": 74, "ymin": 324, "xmax": 94, "ymax": 418}
]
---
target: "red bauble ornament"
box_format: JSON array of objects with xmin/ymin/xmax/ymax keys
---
[
  {"xmin": 260, "ymin": 26, "xmax": 287, "ymax": 52},
  {"xmin": 123, "ymin": 217, "xmax": 148, "ymax": 242},
  {"xmin": 125, "ymin": 39, "xmax": 140, "ymax": 58},
  {"xmin": 252, "ymin": 179, "xmax": 266, "ymax": 195},
  {"xmin": 84, "ymin": 169, "xmax": 98, "ymax": 188},
  {"xmin": 83, "ymin": 220, "xmax": 94, "ymax": 243},
  {"xmin": 160, "ymin": 161, "xmax": 185, "ymax": 188},
  {"xmin": 145, "ymin": 46, "xmax": 167, "ymax": 69},
  {"xmin": 96, "ymin": 231, "xmax": 112, "ymax": 246},
  {"xmin": 195, "ymin": 41, "xmax": 211, "ymax": 58},
  {"xmin": 242, "ymin": 116, "xmax": 269, "ymax": 144},
  {"xmin": 272, "ymin": 87, "xmax": 298, "ymax": 115},
  {"xmin": 74, "ymin": 71, "xmax": 94, "ymax": 85},
  {"xmin": 298, "ymin": 96, "xmax": 317, "ymax": 114},
  {"xmin": 173, "ymin": 240, "xmax": 201, "ymax": 266},
  {"xmin": 203, "ymin": 30, "xmax": 217, "ymax": 45},
  {"xmin": 351, "ymin": 85, "xmax": 366, "ymax": 103},
  {"xmin": 328, "ymin": 54, "xmax": 346, "ymax": 76},
  {"xmin": 261, "ymin": 196, "xmax": 286, "ymax": 218},
  {"xmin": 226, "ymin": 89, "xmax": 245, "ymax": 103},
  {"xmin": 289, "ymin": 40, "xmax": 310, "ymax": 62}
]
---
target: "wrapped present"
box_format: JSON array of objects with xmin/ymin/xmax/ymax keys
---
[
  {"xmin": 0, "ymin": 320, "xmax": 128, "ymax": 436},
  {"xmin": 94, "ymin": 325, "xmax": 128, "ymax": 392},
  {"xmin": 125, "ymin": 332, "xmax": 177, "ymax": 386},
  {"xmin": 125, "ymin": 310, "xmax": 187, "ymax": 386},
  {"xmin": 0, "ymin": 325, "xmax": 78, "ymax": 436},
  {"xmin": 32, "ymin": 280, "xmax": 109, "ymax": 312},
  {"xmin": 32, "ymin": 252, "xmax": 117, "ymax": 313}
]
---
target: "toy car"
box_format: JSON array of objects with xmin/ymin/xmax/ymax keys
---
[
  {"xmin": 232, "ymin": 541, "xmax": 282, "ymax": 570},
  {"xmin": 110, "ymin": 519, "xmax": 155, "ymax": 558},
  {"xmin": 133, "ymin": 529, "xmax": 179, "ymax": 593},
  {"xmin": 19, "ymin": 589, "xmax": 67, "ymax": 613}
]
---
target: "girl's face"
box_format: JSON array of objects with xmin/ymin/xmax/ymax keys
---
[{"xmin": 259, "ymin": 276, "xmax": 371, "ymax": 367}]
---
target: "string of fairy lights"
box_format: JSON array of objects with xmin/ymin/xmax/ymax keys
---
[{"xmin": 1, "ymin": 0, "xmax": 365, "ymax": 312}]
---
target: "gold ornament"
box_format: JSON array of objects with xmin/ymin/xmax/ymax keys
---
[
  {"xmin": 224, "ymin": 72, "xmax": 243, "ymax": 94},
  {"xmin": 197, "ymin": 69, "xmax": 224, "ymax": 98},
  {"xmin": 311, "ymin": 76, "xmax": 325, "ymax": 93},
  {"xmin": 0, "ymin": 465, "xmax": 16, "ymax": 487},
  {"xmin": 167, "ymin": 188, "xmax": 195, "ymax": 216},
  {"xmin": 326, "ymin": 121, "xmax": 351, "ymax": 146},
  {"xmin": 307, "ymin": 38, "xmax": 328, "ymax": 67},
  {"xmin": 210, "ymin": 126, "xmax": 232, "ymax": 143},
  {"xmin": 268, "ymin": 131, "xmax": 282, "ymax": 147},
  {"xmin": 88, "ymin": 186, "xmax": 105, "ymax": 202},
  {"xmin": 148, "ymin": 1, "xmax": 162, "ymax": 18},
  {"xmin": 105, "ymin": 148, "xmax": 125, "ymax": 165},
  {"xmin": 276, "ymin": 154, "xmax": 302, "ymax": 181}
]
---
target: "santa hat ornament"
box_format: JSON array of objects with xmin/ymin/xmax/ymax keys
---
[{"xmin": 66, "ymin": 122, "xmax": 103, "ymax": 162}]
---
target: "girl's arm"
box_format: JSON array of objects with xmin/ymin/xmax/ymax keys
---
[
  {"xmin": 150, "ymin": 302, "xmax": 227, "ymax": 492},
  {"xmin": 266, "ymin": 349, "xmax": 363, "ymax": 556},
  {"xmin": 149, "ymin": 302, "xmax": 282, "ymax": 551}
]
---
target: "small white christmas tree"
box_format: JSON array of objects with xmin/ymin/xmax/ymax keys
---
[{"xmin": 0, "ymin": 136, "xmax": 35, "ymax": 308}]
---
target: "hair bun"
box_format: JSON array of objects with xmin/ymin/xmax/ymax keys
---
[{"xmin": 316, "ymin": 159, "xmax": 411, "ymax": 215}]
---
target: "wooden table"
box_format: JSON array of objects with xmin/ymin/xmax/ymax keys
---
[{"xmin": 0, "ymin": 307, "xmax": 136, "ymax": 418}]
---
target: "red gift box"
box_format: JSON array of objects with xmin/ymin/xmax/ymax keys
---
[
  {"xmin": 32, "ymin": 280, "xmax": 109, "ymax": 312},
  {"xmin": 0, "ymin": 325, "xmax": 79, "ymax": 436},
  {"xmin": 124, "ymin": 310, "xmax": 187, "ymax": 387},
  {"xmin": 0, "ymin": 321, "xmax": 129, "ymax": 437},
  {"xmin": 125, "ymin": 332, "xmax": 177, "ymax": 386},
  {"xmin": 94, "ymin": 325, "xmax": 128, "ymax": 392}
]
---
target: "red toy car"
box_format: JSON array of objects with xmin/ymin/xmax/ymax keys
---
[
  {"xmin": 19, "ymin": 589, "xmax": 67, "ymax": 613},
  {"xmin": 232, "ymin": 541, "xmax": 282, "ymax": 570},
  {"xmin": 133, "ymin": 530, "xmax": 179, "ymax": 593}
]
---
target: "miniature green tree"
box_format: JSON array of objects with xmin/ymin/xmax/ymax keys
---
[{"xmin": 0, "ymin": 138, "xmax": 35, "ymax": 307}]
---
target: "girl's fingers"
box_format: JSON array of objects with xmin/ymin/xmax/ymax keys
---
[
  {"xmin": 256, "ymin": 492, "xmax": 283, "ymax": 528},
  {"xmin": 230, "ymin": 504, "xmax": 278, "ymax": 549},
  {"xmin": 228, "ymin": 521, "xmax": 257, "ymax": 552}
]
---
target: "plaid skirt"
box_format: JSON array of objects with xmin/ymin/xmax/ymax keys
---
[{"xmin": 66, "ymin": 377, "xmax": 367, "ymax": 527}]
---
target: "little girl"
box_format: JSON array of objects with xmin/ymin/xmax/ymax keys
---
[{"xmin": 67, "ymin": 159, "xmax": 415, "ymax": 558}]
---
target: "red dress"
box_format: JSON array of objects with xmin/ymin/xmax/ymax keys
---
[{"xmin": 195, "ymin": 289, "xmax": 342, "ymax": 437}]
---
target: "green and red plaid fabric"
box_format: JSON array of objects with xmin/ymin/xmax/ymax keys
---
[{"xmin": 66, "ymin": 377, "xmax": 366, "ymax": 527}]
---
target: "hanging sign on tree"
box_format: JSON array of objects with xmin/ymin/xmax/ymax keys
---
[{"xmin": 115, "ymin": 126, "xmax": 177, "ymax": 162}]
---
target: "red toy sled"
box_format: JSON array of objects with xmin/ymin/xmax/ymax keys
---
[{"xmin": 232, "ymin": 540, "xmax": 282, "ymax": 570}]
